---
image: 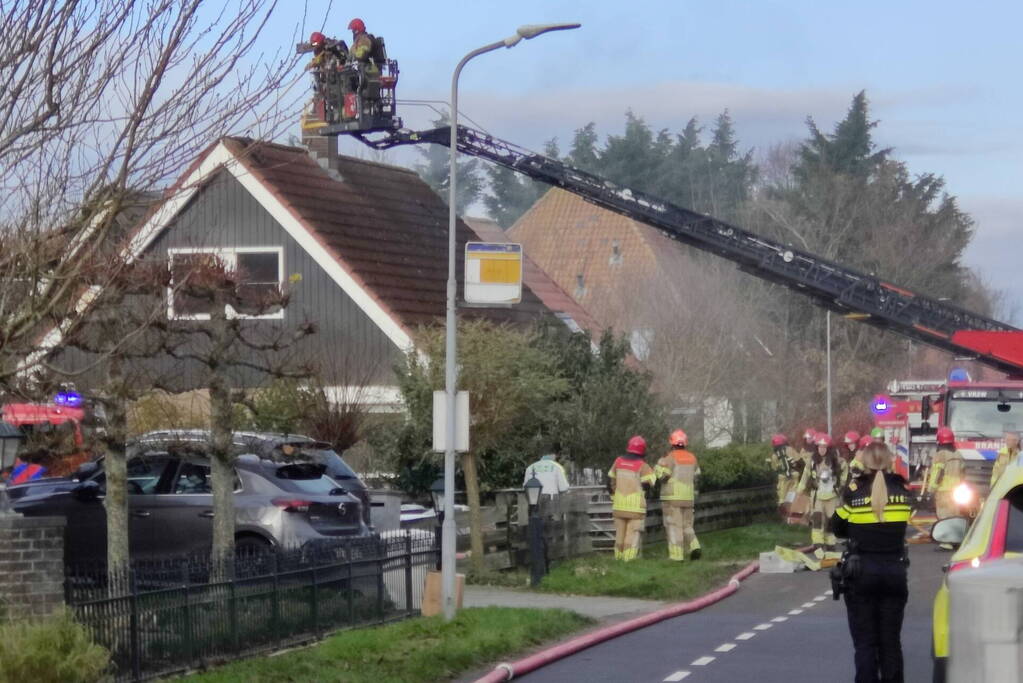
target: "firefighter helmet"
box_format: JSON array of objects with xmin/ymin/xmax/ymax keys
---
[
  {"xmin": 626, "ymin": 435, "xmax": 647, "ymax": 456},
  {"xmin": 771, "ymin": 434, "xmax": 788, "ymax": 447},
  {"xmin": 348, "ymin": 18, "xmax": 366, "ymax": 33},
  {"xmin": 669, "ymin": 429, "xmax": 688, "ymax": 448},
  {"xmin": 844, "ymin": 430, "xmax": 860, "ymax": 446},
  {"xmin": 858, "ymin": 435, "xmax": 872, "ymax": 450},
  {"xmin": 936, "ymin": 427, "xmax": 955, "ymax": 445},
  {"xmin": 870, "ymin": 427, "xmax": 885, "ymax": 442},
  {"xmin": 816, "ymin": 434, "xmax": 833, "ymax": 448},
  {"xmin": 803, "ymin": 428, "xmax": 817, "ymax": 442},
  {"xmin": 310, "ymin": 31, "xmax": 326, "ymax": 46}
]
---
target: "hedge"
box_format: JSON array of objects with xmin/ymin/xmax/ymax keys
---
[{"xmin": 697, "ymin": 443, "xmax": 774, "ymax": 492}]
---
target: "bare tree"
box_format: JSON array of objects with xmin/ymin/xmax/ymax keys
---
[{"xmin": 0, "ymin": 0, "xmax": 320, "ymax": 382}]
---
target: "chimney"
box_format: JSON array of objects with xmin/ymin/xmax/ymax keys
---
[{"xmin": 301, "ymin": 128, "xmax": 342, "ymax": 178}]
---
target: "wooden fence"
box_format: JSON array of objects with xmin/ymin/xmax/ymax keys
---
[{"xmin": 449, "ymin": 484, "xmax": 775, "ymax": 569}]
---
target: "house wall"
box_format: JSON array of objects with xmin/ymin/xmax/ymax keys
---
[{"xmin": 54, "ymin": 171, "xmax": 403, "ymax": 393}]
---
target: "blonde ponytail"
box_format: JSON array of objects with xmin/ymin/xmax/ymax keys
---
[
  {"xmin": 860, "ymin": 443, "xmax": 892, "ymax": 521},
  {"xmin": 870, "ymin": 470, "xmax": 889, "ymax": 521}
]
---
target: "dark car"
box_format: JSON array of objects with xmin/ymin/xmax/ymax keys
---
[{"xmin": 14, "ymin": 442, "xmax": 368, "ymax": 564}]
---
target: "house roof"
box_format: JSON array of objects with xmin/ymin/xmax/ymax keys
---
[
  {"xmin": 464, "ymin": 216, "xmax": 603, "ymax": 338},
  {"xmin": 507, "ymin": 188, "xmax": 688, "ymax": 329}
]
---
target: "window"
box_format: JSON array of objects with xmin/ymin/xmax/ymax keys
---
[
  {"xmin": 1003, "ymin": 486, "xmax": 1023, "ymax": 554},
  {"xmin": 174, "ymin": 462, "xmax": 212, "ymax": 494},
  {"xmin": 167, "ymin": 247, "xmax": 284, "ymax": 320}
]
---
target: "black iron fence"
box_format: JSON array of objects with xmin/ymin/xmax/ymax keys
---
[{"xmin": 65, "ymin": 530, "xmax": 437, "ymax": 682}]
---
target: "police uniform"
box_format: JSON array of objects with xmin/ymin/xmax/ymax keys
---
[{"xmin": 832, "ymin": 471, "xmax": 911, "ymax": 683}]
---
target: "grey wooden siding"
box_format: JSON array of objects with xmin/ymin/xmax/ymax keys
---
[{"xmin": 54, "ymin": 170, "xmax": 403, "ymax": 393}]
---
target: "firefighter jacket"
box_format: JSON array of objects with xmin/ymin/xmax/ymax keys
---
[
  {"xmin": 608, "ymin": 456, "xmax": 655, "ymax": 517},
  {"xmin": 990, "ymin": 446, "xmax": 1020, "ymax": 489},
  {"xmin": 768, "ymin": 447, "xmax": 794, "ymax": 477},
  {"xmin": 523, "ymin": 455, "xmax": 570, "ymax": 496},
  {"xmin": 655, "ymin": 448, "xmax": 699, "ymax": 504},
  {"xmin": 927, "ymin": 447, "xmax": 965, "ymax": 494},
  {"xmin": 799, "ymin": 456, "xmax": 842, "ymax": 502},
  {"xmin": 832, "ymin": 472, "xmax": 912, "ymax": 553}
]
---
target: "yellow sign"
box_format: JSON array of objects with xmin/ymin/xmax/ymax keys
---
[{"xmin": 464, "ymin": 242, "xmax": 523, "ymax": 305}]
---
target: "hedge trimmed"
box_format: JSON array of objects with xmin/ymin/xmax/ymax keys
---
[{"xmin": 697, "ymin": 443, "xmax": 774, "ymax": 492}]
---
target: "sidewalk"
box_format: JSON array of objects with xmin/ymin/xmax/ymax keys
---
[{"xmin": 463, "ymin": 585, "xmax": 666, "ymax": 622}]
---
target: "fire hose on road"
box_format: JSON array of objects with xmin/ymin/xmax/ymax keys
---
[{"xmin": 473, "ymin": 560, "xmax": 760, "ymax": 683}]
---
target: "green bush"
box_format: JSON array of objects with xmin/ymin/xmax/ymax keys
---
[
  {"xmin": 0, "ymin": 610, "xmax": 110, "ymax": 683},
  {"xmin": 697, "ymin": 443, "xmax": 774, "ymax": 492}
]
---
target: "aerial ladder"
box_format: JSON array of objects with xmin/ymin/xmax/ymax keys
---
[{"xmin": 303, "ymin": 70, "xmax": 1023, "ymax": 377}]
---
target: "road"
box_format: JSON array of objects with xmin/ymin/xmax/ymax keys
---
[{"xmin": 517, "ymin": 543, "xmax": 945, "ymax": 683}]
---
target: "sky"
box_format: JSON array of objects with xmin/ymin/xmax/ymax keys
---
[{"xmin": 263, "ymin": 0, "xmax": 1022, "ymax": 320}]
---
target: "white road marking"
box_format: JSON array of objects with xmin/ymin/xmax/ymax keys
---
[
  {"xmin": 771, "ymin": 616, "xmax": 788, "ymax": 623},
  {"xmin": 691, "ymin": 656, "xmax": 716, "ymax": 666},
  {"xmin": 817, "ymin": 594, "xmax": 830, "ymax": 601},
  {"xmin": 663, "ymin": 672, "xmax": 690, "ymax": 682},
  {"xmin": 715, "ymin": 643, "xmax": 737, "ymax": 652},
  {"xmin": 788, "ymin": 609, "xmax": 803, "ymax": 615},
  {"xmin": 802, "ymin": 602, "xmax": 816, "ymax": 608},
  {"xmin": 736, "ymin": 632, "xmax": 757, "ymax": 640},
  {"xmin": 754, "ymin": 623, "xmax": 773, "ymax": 630}
]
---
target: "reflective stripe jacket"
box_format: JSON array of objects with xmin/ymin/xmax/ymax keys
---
[
  {"xmin": 524, "ymin": 456, "xmax": 570, "ymax": 496},
  {"xmin": 990, "ymin": 446, "xmax": 1019, "ymax": 489},
  {"xmin": 655, "ymin": 448, "xmax": 699, "ymax": 502},
  {"xmin": 927, "ymin": 447, "xmax": 965, "ymax": 494},
  {"xmin": 798, "ymin": 456, "xmax": 842, "ymax": 501},
  {"xmin": 608, "ymin": 456, "xmax": 655, "ymax": 515},
  {"xmin": 832, "ymin": 471, "xmax": 911, "ymax": 554}
]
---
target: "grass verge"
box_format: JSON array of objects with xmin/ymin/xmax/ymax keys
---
[
  {"xmin": 535, "ymin": 522, "xmax": 809, "ymax": 601},
  {"xmin": 186, "ymin": 607, "xmax": 593, "ymax": 683}
]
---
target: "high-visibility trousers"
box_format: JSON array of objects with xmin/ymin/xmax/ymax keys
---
[
  {"xmin": 664, "ymin": 502, "xmax": 700, "ymax": 561},
  {"xmin": 811, "ymin": 496, "xmax": 839, "ymax": 547},
  {"xmin": 935, "ymin": 490, "xmax": 958, "ymax": 520},
  {"xmin": 776, "ymin": 474, "xmax": 792, "ymax": 506},
  {"xmin": 613, "ymin": 514, "xmax": 644, "ymax": 561}
]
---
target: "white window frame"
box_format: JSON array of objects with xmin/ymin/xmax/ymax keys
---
[{"xmin": 167, "ymin": 246, "xmax": 285, "ymax": 321}]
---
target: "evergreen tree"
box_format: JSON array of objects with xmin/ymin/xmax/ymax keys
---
[
  {"xmin": 414, "ymin": 115, "xmax": 483, "ymax": 215},
  {"xmin": 483, "ymin": 139, "xmax": 559, "ymax": 228},
  {"xmin": 566, "ymin": 122, "xmax": 601, "ymax": 173}
]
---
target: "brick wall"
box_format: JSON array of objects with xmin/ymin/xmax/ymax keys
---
[{"xmin": 0, "ymin": 515, "xmax": 66, "ymax": 620}]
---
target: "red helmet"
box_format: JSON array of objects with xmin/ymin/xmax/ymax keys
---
[
  {"xmin": 803, "ymin": 428, "xmax": 817, "ymax": 442},
  {"xmin": 348, "ymin": 18, "xmax": 366, "ymax": 33},
  {"xmin": 937, "ymin": 427, "xmax": 955, "ymax": 445},
  {"xmin": 626, "ymin": 435, "xmax": 647, "ymax": 456},
  {"xmin": 816, "ymin": 434, "xmax": 833, "ymax": 448},
  {"xmin": 858, "ymin": 435, "xmax": 872, "ymax": 450},
  {"xmin": 844, "ymin": 431, "xmax": 860, "ymax": 446},
  {"xmin": 310, "ymin": 31, "xmax": 326, "ymax": 46},
  {"xmin": 771, "ymin": 434, "xmax": 788, "ymax": 447},
  {"xmin": 670, "ymin": 429, "xmax": 688, "ymax": 448}
]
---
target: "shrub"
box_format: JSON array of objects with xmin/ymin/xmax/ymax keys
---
[
  {"xmin": 697, "ymin": 442, "xmax": 774, "ymax": 492},
  {"xmin": 0, "ymin": 609, "xmax": 110, "ymax": 683}
]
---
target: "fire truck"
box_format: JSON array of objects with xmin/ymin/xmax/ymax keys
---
[
  {"xmin": 1, "ymin": 392, "xmax": 96, "ymax": 483},
  {"xmin": 304, "ymin": 47, "xmax": 1023, "ymax": 473}
]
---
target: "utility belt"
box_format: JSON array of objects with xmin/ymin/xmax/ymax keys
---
[{"xmin": 830, "ymin": 541, "xmax": 908, "ymax": 600}]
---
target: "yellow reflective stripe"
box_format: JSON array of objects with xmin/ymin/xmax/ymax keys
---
[
  {"xmin": 842, "ymin": 505, "xmax": 912, "ymax": 524},
  {"xmin": 613, "ymin": 491, "xmax": 645, "ymax": 513},
  {"xmin": 641, "ymin": 473, "xmax": 656, "ymax": 485},
  {"xmin": 836, "ymin": 506, "xmax": 851, "ymax": 520},
  {"xmin": 608, "ymin": 468, "xmax": 616, "ymax": 479},
  {"xmin": 654, "ymin": 464, "xmax": 671, "ymax": 479}
]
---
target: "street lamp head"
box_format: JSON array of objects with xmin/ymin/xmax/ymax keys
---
[
  {"xmin": 504, "ymin": 22, "xmax": 581, "ymax": 47},
  {"xmin": 524, "ymin": 473, "xmax": 543, "ymax": 507}
]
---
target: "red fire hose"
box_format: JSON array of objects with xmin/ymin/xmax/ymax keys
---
[{"xmin": 473, "ymin": 560, "xmax": 760, "ymax": 683}]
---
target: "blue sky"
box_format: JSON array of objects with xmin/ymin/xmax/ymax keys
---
[{"xmin": 269, "ymin": 1, "xmax": 1022, "ymax": 319}]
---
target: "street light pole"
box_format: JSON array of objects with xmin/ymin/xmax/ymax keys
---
[
  {"xmin": 826, "ymin": 310, "xmax": 833, "ymax": 435},
  {"xmin": 443, "ymin": 21, "xmax": 580, "ymax": 622}
]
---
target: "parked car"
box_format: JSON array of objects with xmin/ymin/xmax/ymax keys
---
[
  {"xmin": 136, "ymin": 430, "xmax": 373, "ymax": 527},
  {"xmin": 930, "ymin": 462, "xmax": 1023, "ymax": 682},
  {"xmin": 15, "ymin": 438, "xmax": 369, "ymax": 564}
]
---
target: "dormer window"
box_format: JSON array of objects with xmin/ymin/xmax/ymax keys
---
[
  {"xmin": 574, "ymin": 273, "xmax": 586, "ymax": 298},
  {"xmin": 609, "ymin": 240, "xmax": 623, "ymax": 265}
]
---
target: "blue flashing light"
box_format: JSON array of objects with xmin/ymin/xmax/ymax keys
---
[
  {"xmin": 54, "ymin": 391, "xmax": 83, "ymax": 408},
  {"xmin": 949, "ymin": 367, "xmax": 970, "ymax": 382},
  {"xmin": 871, "ymin": 395, "xmax": 892, "ymax": 416}
]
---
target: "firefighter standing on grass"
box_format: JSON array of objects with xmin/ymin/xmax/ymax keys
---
[
  {"xmin": 608, "ymin": 436, "xmax": 656, "ymax": 561},
  {"xmin": 656, "ymin": 430, "xmax": 702, "ymax": 561},
  {"xmin": 769, "ymin": 434, "xmax": 794, "ymax": 507},
  {"xmin": 799, "ymin": 433, "xmax": 843, "ymax": 551}
]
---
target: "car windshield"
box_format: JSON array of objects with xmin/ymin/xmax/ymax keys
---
[
  {"xmin": 273, "ymin": 465, "xmax": 344, "ymax": 495},
  {"xmin": 1004, "ymin": 486, "xmax": 1023, "ymax": 554},
  {"xmin": 947, "ymin": 399, "xmax": 1023, "ymax": 438},
  {"xmin": 289, "ymin": 447, "xmax": 359, "ymax": 481}
]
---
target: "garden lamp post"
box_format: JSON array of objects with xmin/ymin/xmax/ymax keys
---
[
  {"xmin": 524, "ymin": 473, "xmax": 546, "ymax": 586},
  {"xmin": 442, "ymin": 20, "xmax": 581, "ymax": 621},
  {"xmin": 430, "ymin": 476, "xmax": 445, "ymax": 571}
]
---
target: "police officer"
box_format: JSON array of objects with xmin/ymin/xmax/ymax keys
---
[
  {"xmin": 832, "ymin": 443, "xmax": 912, "ymax": 683},
  {"xmin": 523, "ymin": 442, "xmax": 571, "ymax": 499}
]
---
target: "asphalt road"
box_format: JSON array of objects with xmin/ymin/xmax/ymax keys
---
[{"xmin": 517, "ymin": 543, "xmax": 946, "ymax": 683}]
